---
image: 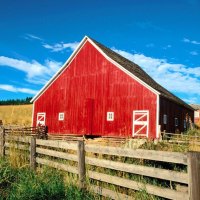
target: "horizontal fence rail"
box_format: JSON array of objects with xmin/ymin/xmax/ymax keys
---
[
  {"xmin": 3, "ymin": 126, "xmax": 47, "ymax": 139},
  {"xmin": 162, "ymin": 132, "xmax": 200, "ymax": 146},
  {"xmin": 1, "ymin": 132, "xmax": 200, "ymax": 200}
]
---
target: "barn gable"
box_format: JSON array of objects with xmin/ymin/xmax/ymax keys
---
[{"xmin": 31, "ymin": 36, "xmax": 159, "ymax": 103}]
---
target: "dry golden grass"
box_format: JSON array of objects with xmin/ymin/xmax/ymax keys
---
[{"xmin": 0, "ymin": 104, "xmax": 32, "ymax": 126}]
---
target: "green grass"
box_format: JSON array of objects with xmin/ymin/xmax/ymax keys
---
[{"xmin": 0, "ymin": 158, "xmax": 98, "ymax": 200}]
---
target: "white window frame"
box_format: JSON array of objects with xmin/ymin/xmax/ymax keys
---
[
  {"xmin": 163, "ymin": 114, "xmax": 167, "ymax": 125},
  {"xmin": 107, "ymin": 112, "xmax": 114, "ymax": 121},
  {"xmin": 58, "ymin": 112, "xmax": 64, "ymax": 121},
  {"xmin": 175, "ymin": 118, "xmax": 178, "ymax": 127}
]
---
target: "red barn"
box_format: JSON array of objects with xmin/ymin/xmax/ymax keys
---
[{"xmin": 31, "ymin": 36, "xmax": 194, "ymax": 138}]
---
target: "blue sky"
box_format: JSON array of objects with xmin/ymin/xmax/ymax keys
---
[{"xmin": 0, "ymin": 0, "xmax": 200, "ymax": 104}]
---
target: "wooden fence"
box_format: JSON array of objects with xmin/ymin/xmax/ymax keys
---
[
  {"xmin": 0, "ymin": 130, "xmax": 200, "ymax": 200},
  {"xmin": 162, "ymin": 132, "xmax": 200, "ymax": 146},
  {"xmin": 3, "ymin": 126, "xmax": 47, "ymax": 139}
]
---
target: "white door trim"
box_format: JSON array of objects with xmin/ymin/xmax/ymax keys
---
[
  {"xmin": 133, "ymin": 110, "xmax": 149, "ymax": 137},
  {"xmin": 36, "ymin": 112, "xmax": 46, "ymax": 126}
]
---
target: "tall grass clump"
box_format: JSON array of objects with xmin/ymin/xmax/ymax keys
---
[
  {"xmin": 0, "ymin": 158, "xmax": 98, "ymax": 200},
  {"xmin": 186, "ymin": 128, "xmax": 200, "ymax": 136},
  {"xmin": 0, "ymin": 158, "xmax": 18, "ymax": 199},
  {"xmin": 9, "ymin": 167, "xmax": 66, "ymax": 200}
]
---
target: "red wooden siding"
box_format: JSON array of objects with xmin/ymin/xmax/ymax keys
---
[
  {"xmin": 33, "ymin": 41, "xmax": 157, "ymax": 138},
  {"xmin": 159, "ymin": 96, "xmax": 194, "ymax": 133}
]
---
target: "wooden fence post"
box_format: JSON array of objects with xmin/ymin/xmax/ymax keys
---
[
  {"xmin": 30, "ymin": 136, "xmax": 36, "ymax": 171},
  {"xmin": 188, "ymin": 151, "xmax": 200, "ymax": 200},
  {"xmin": 77, "ymin": 140, "xmax": 86, "ymax": 189},
  {"xmin": 0, "ymin": 128, "xmax": 5, "ymax": 157}
]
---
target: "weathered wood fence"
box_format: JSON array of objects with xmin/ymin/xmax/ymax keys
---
[
  {"xmin": 3, "ymin": 126, "xmax": 47, "ymax": 138},
  {"xmin": 0, "ymin": 129, "xmax": 200, "ymax": 200}
]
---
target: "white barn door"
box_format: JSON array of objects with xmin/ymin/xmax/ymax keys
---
[
  {"xmin": 133, "ymin": 110, "xmax": 149, "ymax": 137},
  {"xmin": 36, "ymin": 113, "xmax": 46, "ymax": 126}
]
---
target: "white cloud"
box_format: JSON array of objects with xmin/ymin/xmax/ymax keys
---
[
  {"xmin": 146, "ymin": 43, "xmax": 154, "ymax": 48},
  {"xmin": 0, "ymin": 56, "xmax": 62, "ymax": 84},
  {"xmin": 163, "ymin": 45, "xmax": 172, "ymax": 50},
  {"xmin": 112, "ymin": 48, "xmax": 200, "ymax": 97},
  {"xmin": 0, "ymin": 84, "xmax": 38, "ymax": 95},
  {"xmin": 43, "ymin": 42, "xmax": 79, "ymax": 52},
  {"xmin": 24, "ymin": 34, "xmax": 43, "ymax": 41},
  {"xmin": 183, "ymin": 38, "xmax": 200, "ymax": 45},
  {"xmin": 190, "ymin": 51, "xmax": 198, "ymax": 55}
]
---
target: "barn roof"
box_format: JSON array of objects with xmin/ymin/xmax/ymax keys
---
[
  {"xmin": 190, "ymin": 104, "xmax": 200, "ymax": 110},
  {"xmin": 31, "ymin": 36, "xmax": 193, "ymax": 110}
]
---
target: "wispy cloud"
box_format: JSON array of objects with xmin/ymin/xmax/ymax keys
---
[
  {"xmin": 24, "ymin": 34, "xmax": 43, "ymax": 41},
  {"xmin": 163, "ymin": 45, "xmax": 172, "ymax": 50},
  {"xmin": 43, "ymin": 42, "xmax": 79, "ymax": 52},
  {"xmin": 23, "ymin": 34, "xmax": 79, "ymax": 53},
  {"xmin": 0, "ymin": 56, "xmax": 62, "ymax": 84},
  {"xmin": 183, "ymin": 38, "xmax": 200, "ymax": 45},
  {"xmin": 190, "ymin": 51, "xmax": 198, "ymax": 55},
  {"xmin": 112, "ymin": 48, "xmax": 200, "ymax": 99},
  {"xmin": 0, "ymin": 84, "xmax": 38, "ymax": 95},
  {"xmin": 146, "ymin": 43, "xmax": 154, "ymax": 48}
]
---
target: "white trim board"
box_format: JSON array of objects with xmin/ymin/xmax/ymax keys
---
[
  {"xmin": 31, "ymin": 102, "xmax": 35, "ymax": 127},
  {"xmin": 156, "ymin": 94, "xmax": 160, "ymax": 138}
]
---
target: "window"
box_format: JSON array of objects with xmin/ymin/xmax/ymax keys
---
[
  {"xmin": 107, "ymin": 112, "xmax": 114, "ymax": 121},
  {"xmin": 58, "ymin": 112, "xmax": 64, "ymax": 121},
  {"xmin": 175, "ymin": 118, "xmax": 178, "ymax": 127},
  {"xmin": 184, "ymin": 120, "xmax": 187, "ymax": 129},
  {"xmin": 195, "ymin": 111, "xmax": 199, "ymax": 118},
  {"xmin": 163, "ymin": 114, "xmax": 167, "ymax": 124}
]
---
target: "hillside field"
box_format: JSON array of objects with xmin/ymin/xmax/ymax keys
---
[{"xmin": 0, "ymin": 104, "xmax": 32, "ymax": 126}]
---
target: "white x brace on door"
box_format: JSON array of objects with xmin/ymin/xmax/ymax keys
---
[
  {"xmin": 36, "ymin": 113, "xmax": 46, "ymax": 126},
  {"xmin": 133, "ymin": 110, "xmax": 149, "ymax": 137}
]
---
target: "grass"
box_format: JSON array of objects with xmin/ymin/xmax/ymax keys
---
[
  {"xmin": 0, "ymin": 104, "xmax": 32, "ymax": 126},
  {"xmin": 0, "ymin": 137, "xmax": 98, "ymax": 200},
  {"xmin": 0, "ymin": 158, "xmax": 98, "ymax": 200}
]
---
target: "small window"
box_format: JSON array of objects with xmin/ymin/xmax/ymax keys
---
[
  {"xmin": 107, "ymin": 112, "xmax": 114, "ymax": 121},
  {"xmin": 195, "ymin": 111, "xmax": 199, "ymax": 118},
  {"xmin": 59, "ymin": 113, "xmax": 64, "ymax": 121},
  {"xmin": 163, "ymin": 114, "xmax": 167, "ymax": 124},
  {"xmin": 175, "ymin": 118, "xmax": 178, "ymax": 127},
  {"xmin": 184, "ymin": 120, "xmax": 187, "ymax": 129}
]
